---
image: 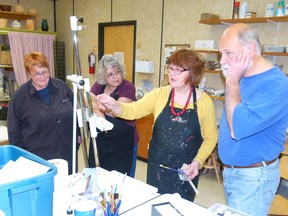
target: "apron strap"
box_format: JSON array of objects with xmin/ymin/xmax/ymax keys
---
[{"xmin": 101, "ymin": 85, "xmax": 119, "ymax": 100}]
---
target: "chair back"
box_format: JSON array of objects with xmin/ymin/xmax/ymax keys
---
[{"xmin": 280, "ymin": 154, "xmax": 288, "ymax": 180}]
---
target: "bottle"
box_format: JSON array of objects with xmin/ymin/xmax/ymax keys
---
[
  {"xmin": 233, "ymin": 2, "xmax": 240, "ymax": 19},
  {"xmin": 239, "ymin": 1, "xmax": 248, "ymax": 18},
  {"xmin": 41, "ymin": 19, "xmax": 49, "ymax": 31},
  {"xmin": 285, "ymin": 3, "xmax": 288, "ymax": 15},
  {"xmin": 276, "ymin": 0, "xmax": 285, "ymax": 16},
  {"xmin": 265, "ymin": 3, "xmax": 276, "ymax": 17}
]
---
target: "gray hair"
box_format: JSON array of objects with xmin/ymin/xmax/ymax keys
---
[
  {"xmin": 238, "ymin": 26, "xmax": 262, "ymax": 56},
  {"xmin": 96, "ymin": 54, "xmax": 127, "ymax": 85}
]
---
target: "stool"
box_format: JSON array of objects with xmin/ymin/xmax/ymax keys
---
[{"xmin": 202, "ymin": 148, "xmax": 221, "ymax": 183}]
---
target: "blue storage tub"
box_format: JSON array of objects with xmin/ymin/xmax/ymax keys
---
[{"xmin": 0, "ymin": 145, "xmax": 57, "ymax": 216}]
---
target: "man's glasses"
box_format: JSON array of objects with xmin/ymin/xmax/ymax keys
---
[
  {"xmin": 106, "ymin": 70, "xmax": 122, "ymax": 79},
  {"xmin": 32, "ymin": 70, "xmax": 49, "ymax": 78},
  {"xmin": 168, "ymin": 67, "xmax": 190, "ymax": 75}
]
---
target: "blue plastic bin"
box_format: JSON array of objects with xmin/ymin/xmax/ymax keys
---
[{"xmin": 0, "ymin": 145, "xmax": 57, "ymax": 216}]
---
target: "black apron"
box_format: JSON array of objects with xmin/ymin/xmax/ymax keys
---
[
  {"xmin": 88, "ymin": 86, "xmax": 134, "ymax": 174},
  {"xmin": 147, "ymin": 86, "xmax": 203, "ymax": 201}
]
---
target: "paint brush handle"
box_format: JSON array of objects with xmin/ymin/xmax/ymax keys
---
[
  {"xmin": 159, "ymin": 164, "xmax": 185, "ymax": 174},
  {"xmin": 188, "ymin": 180, "xmax": 199, "ymax": 195}
]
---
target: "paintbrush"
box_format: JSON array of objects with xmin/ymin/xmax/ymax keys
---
[
  {"xmin": 159, "ymin": 164, "xmax": 199, "ymax": 195},
  {"xmin": 159, "ymin": 164, "xmax": 185, "ymax": 174}
]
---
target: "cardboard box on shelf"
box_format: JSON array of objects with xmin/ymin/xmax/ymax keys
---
[
  {"xmin": 246, "ymin": 12, "xmax": 257, "ymax": 18},
  {"xmin": 0, "ymin": 51, "xmax": 12, "ymax": 65},
  {"xmin": 200, "ymin": 13, "xmax": 219, "ymax": 21}
]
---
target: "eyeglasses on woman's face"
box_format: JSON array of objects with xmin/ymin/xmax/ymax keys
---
[
  {"xmin": 106, "ymin": 70, "xmax": 122, "ymax": 79},
  {"xmin": 168, "ymin": 66, "xmax": 190, "ymax": 75},
  {"xmin": 32, "ymin": 69, "xmax": 49, "ymax": 78}
]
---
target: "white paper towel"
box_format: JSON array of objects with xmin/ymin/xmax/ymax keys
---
[{"xmin": 48, "ymin": 159, "xmax": 69, "ymax": 216}]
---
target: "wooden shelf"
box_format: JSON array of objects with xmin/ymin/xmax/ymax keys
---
[
  {"xmin": 0, "ymin": 11, "xmax": 38, "ymax": 30},
  {"xmin": 262, "ymin": 52, "xmax": 288, "ymax": 56},
  {"xmin": 195, "ymin": 50, "xmax": 288, "ymax": 57},
  {"xmin": 0, "ymin": 64, "xmax": 13, "ymax": 68},
  {"xmin": 204, "ymin": 69, "xmax": 222, "ymax": 74},
  {"xmin": 209, "ymin": 95, "xmax": 225, "ymax": 101},
  {"xmin": 199, "ymin": 16, "xmax": 288, "ymax": 25},
  {"xmin": 193, "ymin": 49, "xmax": 220, "ymax": 54},
  {"xmin": 0, "ymin": 28, "xmax": 56, "ymax": 35},
  {"xmin": 0, "ymin": 11, "xmax": 37, "ymax": 21}
]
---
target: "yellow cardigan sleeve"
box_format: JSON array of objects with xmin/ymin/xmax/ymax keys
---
[
  {"xmin": 193, "ymin": 93, "xmax": 218, "ymax": 168},
  {"xmin": 118, "ymin": 86, "xmax": 171, "ymax": 120}
]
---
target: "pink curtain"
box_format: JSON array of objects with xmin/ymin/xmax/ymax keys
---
[{"xmin": 8, "ymin": 32, "xmax": 55, "ymax": 86}]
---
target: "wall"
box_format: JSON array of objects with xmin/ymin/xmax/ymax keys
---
[
  {"xmin": 59, "ymin": 1, "xmax": 288, "ymax": 87},
  {"xmin": 3, "ymin": 0, "xmax": 288, "ymax": 87},
  {"xmin": 57, "ymin": 0, "xmax": 288, "ymax": 121},
  {"xmin": 3, "ymin": 0, "xmax": 288, "ymax": 119}
]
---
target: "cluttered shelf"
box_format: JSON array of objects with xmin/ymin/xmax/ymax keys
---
[
  {"xmin": 199, "ymin": 16, "xmax": 288, "ymax": 25},
  {"xmin": 0, "ymin": 11, "xmax": 37, "ymax": 21}
]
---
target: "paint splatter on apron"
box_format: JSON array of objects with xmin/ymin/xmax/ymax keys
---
[{"xmin": 147, "ymin": 87, "xmax": 203, "ymax": 201}]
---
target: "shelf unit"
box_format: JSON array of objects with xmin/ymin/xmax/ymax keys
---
[
  {"xmin": 0, "ymin": 11, "xmax": 38, "ymax": 30},
  {"xmin": 198, "ymin": 16, "xmax": 288, "ymax": 100},
  {"xmin": 195, "ymin": 50, "xmax": 221, "ymax": 74},
  {"xmin": 198, "ymin": 16, "xmax": 288, "ymax": 62},
  {"xmin": 198, "ymin": 17, "xmax": 288, "ymax": 58}
]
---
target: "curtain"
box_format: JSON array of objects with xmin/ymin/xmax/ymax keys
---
[{"xmin": 8, "ymin": 32, "xmax": 55, "ymax": 86}]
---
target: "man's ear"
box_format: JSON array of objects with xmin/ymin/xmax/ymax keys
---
[{"xmin": 247, "ymin": 42, "xmax": 256, "ymax": 57}]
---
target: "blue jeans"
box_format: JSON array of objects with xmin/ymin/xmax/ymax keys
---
[{"xmin": 223, "ymin": 159, "xmax": 280, "ymax": 216}]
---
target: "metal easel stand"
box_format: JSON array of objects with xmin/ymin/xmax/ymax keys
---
[{"xmin": 68, "ymin": 16, "xmax": 114, "ymax": 174}]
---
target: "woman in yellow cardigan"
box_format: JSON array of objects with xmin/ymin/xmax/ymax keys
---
[{"xmin": 92, "ymin": 49, "xmax": 218, "ymax": 201}]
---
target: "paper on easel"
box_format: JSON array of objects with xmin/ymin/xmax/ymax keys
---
[{"xmin": 0, "ymin": 156, "xmax": 50, "ymax": 184}]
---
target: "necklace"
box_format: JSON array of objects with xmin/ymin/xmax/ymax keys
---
[{"xmin": 170, "ymin": 86, "xmax": 193, "ymax": 116}]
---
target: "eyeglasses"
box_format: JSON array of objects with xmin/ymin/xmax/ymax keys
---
[
  {"xmin": 32, "ymin": 70, "xmax": 49, "ymax": 78},
  {"xmin": 106, "ymin": 70, "xmax": 122, "ymax": 79},
  {"xmin": 168, "ymin": 67, "xmax": 190, "ymax": 75}
]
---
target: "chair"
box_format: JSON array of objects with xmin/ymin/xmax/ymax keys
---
[
  {"xmin": 202, "ymin": 147, "xmax": 222, "ymax": 183},
  {"xmin": 268, "ymin": 154, "xmax": 288, "ymax": 216}
]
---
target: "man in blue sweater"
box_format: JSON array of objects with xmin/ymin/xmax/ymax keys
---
[{"xmin": 218, "ymin": 23, "xmax": 288, "ymax": 216}]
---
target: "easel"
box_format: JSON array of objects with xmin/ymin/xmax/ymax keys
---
[{"xmin": 68, "ymin": 16, "xmax": 113, "ymax": 174}]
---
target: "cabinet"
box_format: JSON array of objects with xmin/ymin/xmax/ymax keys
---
[
  {"xmin": 136, "ymin": 114, "xmax": 154, "ymax": 160},
  {"xmin": 0, "ymin": 11, "xmax": 38, "ymax": 30}
]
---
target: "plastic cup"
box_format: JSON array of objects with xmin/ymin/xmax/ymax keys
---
[{"xmin": 73, "ymin": 199, "xmax": 96, "ymax": 216}]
